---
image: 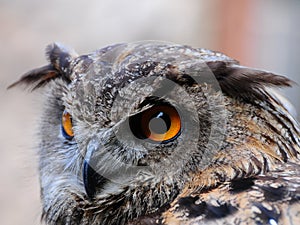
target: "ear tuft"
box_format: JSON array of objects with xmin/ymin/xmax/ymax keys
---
[
  {"xmin": 207, "ymin": 61, "xmax": 294, "ymax": 102},
  {"xmin": 8, "ymin": 43, "xmax": 78, "ymax": 91},
  {"xmin": 46, "ymin": 42, "xmax": 78, "ymax": 73},
  {"xmin": 7, "ymin": 65, "xmax": 59, "ymax": 91}
]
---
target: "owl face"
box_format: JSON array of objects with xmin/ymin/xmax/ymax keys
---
[
  {"xmin": 51, "ymin": 42, "xmax": 227, "ymax": 198},
  {"xmin": 11, "ymin": 41, "xmax": 298, "ymax": 224},
  {"xmin": 27, "ymin": 42, "xmax": 230, "ymax": 223}
]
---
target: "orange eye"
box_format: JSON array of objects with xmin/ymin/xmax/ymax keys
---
[
  {"xmin": 61, "ymin": 110, "xmax": 74, "ymax": 140},
  {"xmin": 130, "ymin": 105, "xmax": 181, "ymax": 143}
]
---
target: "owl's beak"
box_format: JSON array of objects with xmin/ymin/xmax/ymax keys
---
[{"xmin": 83, "ymin": 146, "xmax": 107, "ymax": 199}]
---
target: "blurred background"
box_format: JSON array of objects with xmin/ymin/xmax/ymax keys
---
[{"xmin": 1, "ymin": 0, "xmax": 299, "ymax": 224}]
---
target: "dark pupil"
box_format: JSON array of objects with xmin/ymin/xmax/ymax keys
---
[{"xmin": 148, "ymin": 111, "xmax": 171, "ymax": 134}]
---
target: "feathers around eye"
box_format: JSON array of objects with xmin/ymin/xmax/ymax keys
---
[{"xmin": 7, "ymin": 43, "xmax": 77, "ymax": 91}]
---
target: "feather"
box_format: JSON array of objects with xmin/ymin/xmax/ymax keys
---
[
  {"xmin": 207, "ymin": 61, "xmax": 293, "ymax": 102},
  {"xmin": 8, "ymin": 42, "xmax": 77, "ymax": 91}
]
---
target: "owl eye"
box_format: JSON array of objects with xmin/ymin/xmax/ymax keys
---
[
  {"xmin": 130, "ymin": 105, "xmax": 181, "ymax": 143},
  {"xmin": 61, "ymin": 110, "xmax": 74, "ymax": 140}
]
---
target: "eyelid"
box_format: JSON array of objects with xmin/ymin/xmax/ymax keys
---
[{"xmin": 133, "ymin": 98, "xmax": 173, "ymax": 116}]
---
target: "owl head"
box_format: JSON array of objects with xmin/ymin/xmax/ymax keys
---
[{"xmin": 9, "ymin": 41, "xmax": 298, "ymax": 224}]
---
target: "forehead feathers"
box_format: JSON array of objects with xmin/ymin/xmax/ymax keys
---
[{"xmin": 66, "ymin": 42, "xmax": 226, "ymax": 126}]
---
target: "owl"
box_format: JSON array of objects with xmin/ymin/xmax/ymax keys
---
[{"xmin": 9, "ymin": 41, "xmax": 300, "ymax": 225}]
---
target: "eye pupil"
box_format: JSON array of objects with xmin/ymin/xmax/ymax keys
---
[
  {"xmin": 129, "ymin": 104, "xmax": 181, "ymax": 143},
  {"xmin": 149, "ymin": 112, "xmax": 171, "ymax": 134}
]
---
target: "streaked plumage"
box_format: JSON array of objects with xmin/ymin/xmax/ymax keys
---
[{"xmin": 10, "ymin": 42, "xmax": 300, "ymax": 225}]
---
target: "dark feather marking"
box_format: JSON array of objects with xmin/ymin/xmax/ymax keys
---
[
  {"xmin": 177, "ymin": 196, "xmax": 238, "ymax": 219},
  {"xmin": 230, "ymin": 178, "xmax": 255, "ymax": 193},
  {"xmin": 258, "ymin": 185, "xmax": 287, "ymax": 202},
  {"xmin": 177, "ymin": 196, "xmax": 205, "ymax": 218},
  {"xmin": 267, "ymin": 107, "xmax": 300, "ymax": 148},
  {"xmin": 205, "ymin": 202, "xmax": 238, "ymax": 220},
  {"xmin": 127, "ymin": 205, "xmax": 168, "ymax": 225},
  {"xmin": 252, "ymin": 202, "xmax": 280, "ymax": 225}
]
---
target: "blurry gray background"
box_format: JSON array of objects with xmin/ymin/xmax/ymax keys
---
[{"xmin": 1, "ymin": 1, "xmax": 299, "ymax": 224}]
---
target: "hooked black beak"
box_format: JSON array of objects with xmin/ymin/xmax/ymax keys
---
[{"xmin": 83, "ymin": 147, "xmax": 107, "ymax": 199}]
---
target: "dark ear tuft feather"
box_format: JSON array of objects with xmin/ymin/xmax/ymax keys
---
[
  {"xmin": 7, "ymin": 65, "xmax": 60, "ymax": 91},
  {"xmin": 207, "ymin": 61, "xmax": 293, "ymax": 102},
  {"xmin": 45, "ymin": 42, "xmax": 77, "ymax": 73},
  {"xmin": 8, "ymin": 43, "xmax": 77, "ymax": 91}
]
